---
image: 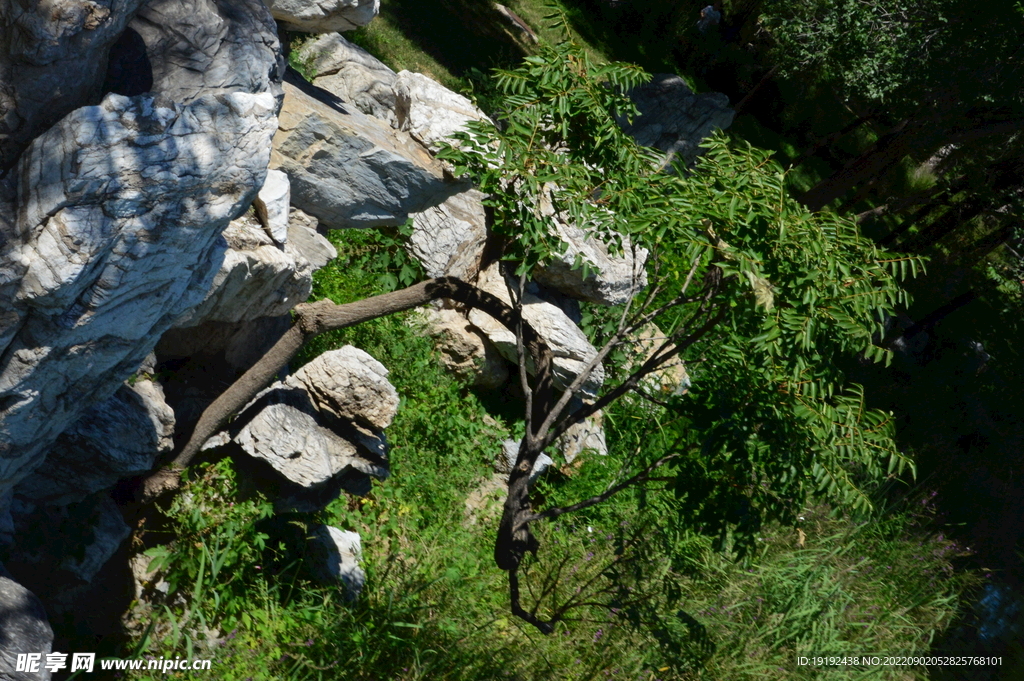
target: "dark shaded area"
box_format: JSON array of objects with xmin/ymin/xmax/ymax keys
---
[
  {"xmin": 102, "ymin": 27, "xmax": 154, "ymax": 98},
  {"xmin": 355, "ymin": 0, "xmax": 529, "ymax": 78}
]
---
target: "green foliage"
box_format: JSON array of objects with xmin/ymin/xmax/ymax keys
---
[
  {"xmin": 760, "ymin": 0, "xmax": 940, "ymax": 102},
  {"xmin": 441, "ymin": 40, "xmax": 924, "ymax": 553}
]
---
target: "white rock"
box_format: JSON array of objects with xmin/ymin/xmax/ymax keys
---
[
  {"xmin": 306, "ymin": 525, "xmax": 365, "ymax": 600},
  {"xmin": 15, "ymin": 379, "xmax": 175, "ymax": 506},
  {"xmin": 408, "ymin": 188, "xmax": 488, "ymax": 280},
  {"xmin": 233, "ymin": 387, "xmax": 387, "ymax": 487},
  {"xmin": 394, "ymin": 71, "xmax": 491, "ymax": 152},
  {"xmin": 174, "ymin": 213, "xmax": 334, "ymax": 326},
  {"xmin": 0, "ymin": 88, "xmax": 278, "ymax": 503},
  {"xmin": 496, "ymin": 439, "xmax": 551, "ymax": 484},
  {"xmin": 254, "ymin": 169, "xmax": 291, "ymax": 245},
  {"xmin": 265, "ymin": 0, "xmax": 378, "ymax": 33},
  {"xmin": 287, "ymin": 346, "xmax": 399, "ymax": 431},
  {"xmin": 468, "ymin": 262, "xmax": 604, "ymax": 399}
]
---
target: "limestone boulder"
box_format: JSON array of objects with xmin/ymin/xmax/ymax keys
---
[
  {"xmin": 495, "ymin": 439, "xmax": 551, "ymax": 485},
  {"xmin": 306, "ymin": 525, "xmax": 365, "ymax": 599},
  {"xmin": 272, "ymin": 74, "xmax": 459, "ymax": 229},
  {"xmin": 14, "ymin": 380, "xmax": 174, "ymax": 506},
  {"xmin": 214, "ymin": 345, "xmax": 397, "ymax": 510},
  {"xmin": 232, "ymin": 386, "xmax": 388, "ymax": 488},
  {"xmin": 416, "ymin": 307, "xmax": 509, "ymax": 389},
  {"xmin": 286, "ymin": 346, "xmax": 399, "ymax": 431},
  {"xmin": 468, "ymin": 262, "xmax": 604, "ymax": 399},
  {"xmin": 632, "ymin": 324, "xmax": 691, "ymax": 397},
  {"xmin": 408, "ymin": 188, "xmax": 488, "ymax": 280},
  {"xmin": 621, "ymin": 74, "xmax": 735, "ymax": 167},
  {"xmin": 265, "ymin": 0, "xmax": 378, "ymax": 33},
  {"xmin": 0, "ymin": 86, "xmax": 279, "ymax": 504},
  {"xmin": 296, "ymin": 33, "xmax": 398, "ymax": 125},
  {"xmin": 119, "ymin": 0, "xmax": 284, "ymax": 104},
  {"xmin": 0, "ymin": 567, "xmax": 53, "ymax": 681},
  {"xmin": 394, "ymin": 70, "xmax": 491, "ymax": 152}
]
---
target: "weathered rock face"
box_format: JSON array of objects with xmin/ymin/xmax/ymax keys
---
[
  {"xmin": 416, "ymin": 307, "xmax": 509, "ymax": 389},
  {"xmin": 621, "ymin": 74, "xmax": 735, "ymax": 167},
  {"xmin": 5, "ymin": 492, "xmax": 130, "ymax": 587},
  {"xmin": 0, "ymin": 87, "xmax": 279, "ymax": 505},
  {"xmin": 272, "ymin": 74, "xmax": 459, "ymax": 229},
  {"xmin": 0, "ymin": 566, "xmax": 53, "ymax": 681},
  {"xmin": 265, "ymin": 0, "xmax": 378, "ymax": 33},
  {"xmin": 559, "ymin": 409, "xmax": 607, "ymax": 464},
  {"xmin": 408, "ymin": 188, "xmax": 488, "ymax": 280},
  {"xmin": 0, "ymin": 0, "xmax": 146, "ymax": 171},
  {"xmin": 632, "ymin": 324, "xmax": 691, "ymax": 397},
  {"xmin": 14, "ymin": 380, "xmax": 174, "ymax": 506},
  {"xmin": 306, "ymin": 525, "xmax": 365, "ymax": 599},
  {"xmin": 296, "ymin": 33, "xmax": 398, "ymax": 125},
  {"xmin": 122, "ymin": 0, "xmax": 284, "ymax": 103},
  {"xmin": 172, "ymin": 212, "xmax": 333, "ymax": 326},
  {"xmin": 468, "ymin": 262, "xmax": 604, "ymax": 399},
  {"xmin": 394, "ymin": 70, "xmax": 491, "ymax": 152}
]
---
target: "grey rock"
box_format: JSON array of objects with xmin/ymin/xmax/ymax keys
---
[
  {"xmin": 408, "ymin": 188, "xmax": 488, "ymax": 280},
  {"xmin": 394, "ymin": 71, "xmax": 490, "ymax": 152},
  {"xmin": 272, "ymin": 76, "xmax": 458, "ymax": 229},
  {"xmin": 0, "ymin": 568, "xmax": 53, "ymax": 681},
  {"xmin": 0, "ymin": 87, "xmax": 279, "ymax": 504},
  {"xmin": 533, "ymin": 218, "xmax": 648, "ymax": 306},
  {"xmin": 496, "ymin": 439, "xmax": 551, "ymax": 484},
  {"xmin": 416, "ymin": 307, "xmax": 509, "ymax": 389},
  {"xmin": 266, "ymin": 0, "xmax": 378, "ymax": 33},
  {"xmin": 631, "ymin": 324, "xmax": 691, "ymax": 397},
  {"xmin": 297, "ymin": 33, "xmax": 398, "ymax": 125},
  {"xmin": 124, "ymin": 0, "xmax": 284, "ymax": 104},
  {"xmin": 0, "ymin": 0, "xmax": 146, "ymax": 171},
  {"xmin": 173, "ymin": 212, "xmax": 334, "ymax": 326},
  {"xmin": 306, "ymin": 525, "xmax": 364, "ymax": 600},
  {"xmin": 286, "ymin": 346, "xmax": 399, "ymax": 431},
  {"xmin": 621, "ymin": 74, "xmax": 734, "ymax": 167},
  {"xmin": 233, "ymin": 385, "xmax": 388, "ymax": 488},
  {"xmin": 468, "ymin": 262, "xmax": 604, "ymax": 399},
  {"xmin": 254, "ymin": 169, "xmax": 291, "ymax": 245},
  {"xmin": 15, "ymin": 380, "xmax": 175, "ymax": 506},
  {"xmin": 59, "ymin": 496, "xmax": 130, "ymax": 584},
  {"xmin": 559, "ymin": 409, "xmax": 607, "ymax": 464}
]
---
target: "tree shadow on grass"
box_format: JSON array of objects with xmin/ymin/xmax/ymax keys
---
[{"xmin": 374, "ymin": 0, "xmax": 530, "ymax": 78}]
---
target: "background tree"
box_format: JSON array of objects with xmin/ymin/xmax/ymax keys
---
[{"xmin": 156, "ymin": 36, "xmax": 922, "ymax": 633}]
